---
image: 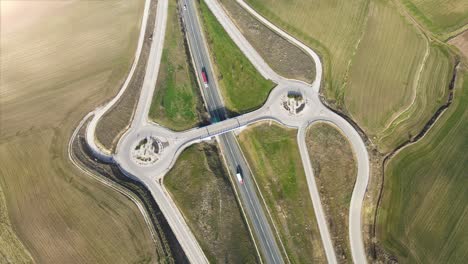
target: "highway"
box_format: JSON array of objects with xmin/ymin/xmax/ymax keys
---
[
  {"xmin": 180, "ymin": 0, "xmax": 285, "ymax": 263},
  {"xmin": 78, "ymin": 0, "xmax": 371, "ymax": 263}
]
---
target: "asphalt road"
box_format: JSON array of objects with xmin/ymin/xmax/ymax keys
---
[
  {"xmin": 82, "ymin": 0, "xmax": 371, "ymax": 263},
  {"xmin": 180, "ymin": 0, "xmax": 285, "ymax": 263}
]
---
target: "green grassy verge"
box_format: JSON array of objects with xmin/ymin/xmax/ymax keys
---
[
  {"xmin": 238, "ymin": 123, "xmax": 326, "ymax": 263},
  {"xmin": 306, "ymin": 123, "xmax": 357, "ymax": 262},
  {"xmin": 378, "ymin": 67, "xmax": 468, "ymax": 263},
  {"xmin": 149, "ymin": 0, "xmax": 203, "ymax": 130},
  {"xmin": 164, "ymin": 143, "xmax": 257, "ymax": 263},
  {"xmin": 198, "ymin": 0, "xmax": 275, "ymax": 114}
]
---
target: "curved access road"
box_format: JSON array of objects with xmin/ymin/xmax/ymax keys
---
[
  {"xmin": 207, "ymin": 0, "xmax": 370, "ymax": 263},
  {"xmin": 78, "ymin": 0, "xmax": 370, "ymax": 263},
  {"xmin": 82, "ymin": 0, "xmax": 209, "ymax": 263},
  {"xmin": 85, "ymin": 0, "xmax": 152, "ymax": 162}
]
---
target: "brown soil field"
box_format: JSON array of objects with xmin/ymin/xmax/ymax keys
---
[
  {"xmin": 0, "ymin": 1, "xmax": 159, "ymax": 263},
  {"xmin": 219, "ymin": 0, "xmax": 315, "ymax": 83},
  {"xmin": 449, "ymin": 30, "xmax": 468, "ymax": 59}
]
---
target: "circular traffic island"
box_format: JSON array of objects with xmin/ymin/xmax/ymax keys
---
[
  {"xmin": 282, "ymin": 91, "xmax": 307, "ymax": 116},
  {"xmin": 131, "ymin": 136, "xmax": 164, "ymax": 166}
]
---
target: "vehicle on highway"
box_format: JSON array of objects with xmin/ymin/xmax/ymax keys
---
[
  {"xmin": 201, "ymin": 67, "xmax": 209, "ymax": 88},
  {"xmin": 236, "ymin": 165, "xmax": 244, "ymax": 184}
]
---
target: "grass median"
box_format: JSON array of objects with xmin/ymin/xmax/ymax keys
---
[
  {"xmin": 149, "ymin": 0, "xmax": 206, "ymax": 130},
  {"xmin": 238, "ymin": 123, "xmax": 326, "ymax": 263},
  {"xmin": 198, "ymin": 0, "xmax": 275, "ymax": 114}
]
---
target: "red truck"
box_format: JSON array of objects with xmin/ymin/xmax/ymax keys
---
[{"xmin": 201, "ymin": 67, "xmax": 209, "ymax": 88}]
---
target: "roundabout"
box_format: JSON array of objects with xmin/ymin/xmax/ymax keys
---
[
  {"xmin": 131, "ymin": 136, "xmax": 165, "ymax": 166},
  {"xmin": 79, "ymin": 0, "xmax": 371, "ymax": 263}
]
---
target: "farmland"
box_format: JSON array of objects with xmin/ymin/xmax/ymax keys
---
[
  {"xmin": 306, "ymin": 123, "xmax": 357, "ymax": 263},
  {"xmin": 246, "ymin": 0, "xmax": 369, "ymax": 104},
  {"xmin": 449, "ymin": 30, "xmax": 468, "ymax": 59},
  {"xmin": 198, "ymin": 0, "xmax": 275, "ymax": 114},
  {"xmin": 0, "ymin": 1, "xmax": 158, "ymax": 263},
  {"xmin": 0, "ymin": 187, "xmax": 32, "ymax": 263},
  {"xmin": 400, "ymin": 0, "xmax": 468, "ymax": 37},
  {"xmin": 164, "ymin": 143, "xmax": 257, "ymax": 263},
  {"xmin": 377, "ymin": 44, "xmax": 454, "ymax": 151},
  {"xmin": 345, "ymin": 0, "xmax": 428, "ymax": 135},
  {"xmin": 378, "ymin": 67, "xmax": 468, "ymax": 263},
  {"xmin": 94, "ymin": 0, "xmax": 157, "ymax": 151},
  {"xmin": 218, "ymin": 0, "xmax": 315, "ymax": 83},
  {"xmin": 149, "ymin": 0, "xmax": 205, "ymax": 131},
  {"xmin": 238, "ymin": 123, "xmax": 326, "ymax": 263},
  {"xmin": 246, "ymin": 0, "xmax": 454, "ymax": 152}
]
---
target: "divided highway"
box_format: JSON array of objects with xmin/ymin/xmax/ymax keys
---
[
  {"xmin": 180, "ymin": 0, "xmax": 285, "ymax": 263},
  {"xmin": 77, "ymin": 0, "xmax": 371, "ymax": 263}
]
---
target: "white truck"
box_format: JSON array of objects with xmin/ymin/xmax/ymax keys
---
[{"xmin": 236, "ymin": 166, "xmax": 244, "ymax": 184}]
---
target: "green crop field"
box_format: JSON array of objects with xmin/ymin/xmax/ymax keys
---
[
  {"xmin": 198, "ymin": 0, "xmax": 275, "ymax": 114},
  {"xmin": 401, "ymin": 0, "xmax": 468, "ymax": 37},
  {"xmin": 378, "ymin": 67, "xmax": 468, "ymax": 263},
  {"xmin": 0, "ymin": 1, "xmax": 158, "ymax": 263},
  {"xmin": 345, "ymin": 0, "xmax": 427, "ymax": 135},
  {"xmin": 306, "ymin": 122, "xmax": 357, "ymax": 262},
  {"xmin": 149, "ymin": 0, "xmax": 203, "ymax": 131},
  {"xmin": 164, "ymin": 143, "xmax": 257, "ymax": 263},
  {"xmin": 246, "ymin": 0, "xmax": 369, "ymax": 105},
  {"xmin": 377, "ymin": 44, "xmax": 454, "ymax": 151},
  {"xmin": 238, "ymin": 123, "xmax": 326, "ymax": 263},
  {"xmin": 246, "ymin": 0, "xmax": 455, "ymax": 152}
]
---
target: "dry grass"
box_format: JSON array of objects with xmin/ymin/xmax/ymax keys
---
[
  {"xmin": 306, "ymin": 123, "xmax": 357, "ymax": 263},
  {"xmin": 164, "ymin": 143, "xmax": 257, "ymax": 263},
  {"xmin": 0, "ymin": 1, "xmax": 158, "ymax": 263},
  {"xmin": 219, "ymin": 0, "xmax": 315, "ymax": 83},
  {"xmin": 238, "ymin": 123, "xmax": 326, "ymax": 263}
]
